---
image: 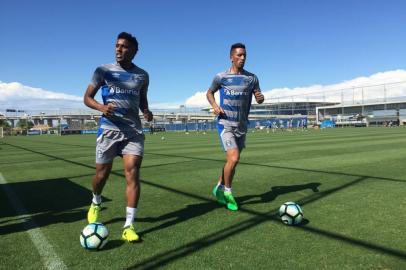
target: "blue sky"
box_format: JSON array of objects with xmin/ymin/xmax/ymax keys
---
[{"xmin": 1, "ymin": 0, "xmax": 406, "ymax": 110}]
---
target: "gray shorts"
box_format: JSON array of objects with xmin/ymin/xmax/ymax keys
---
[
  {"xmin": 96, "ymin": 129, "xmax": 145, "ymax": 164},
  {"xmin": 217, "ymin": 124, "xmax": 246, "ymax": 151}
]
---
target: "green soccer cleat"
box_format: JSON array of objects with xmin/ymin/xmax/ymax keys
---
[
  {"xmin": 224, "ymin": 191, "xmax": 238, "ymax": 211},
  {"xmin": 122, "ymin": 224, "xmax": 140, "ymax": 242},
  {"xmin": 87, "ymin": 203, "xmax": 101, "ymax": 224},
  {"xmin": 212, "ymin": 185, "xmax": 226, "ymax": 205}
]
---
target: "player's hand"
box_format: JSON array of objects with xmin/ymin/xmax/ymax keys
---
[
  {"xmin": 102, "ymin": 103, "xmax": 115, "ymax": 117},
  {"xmin": 254, "ymin": 90, "xmax": 264, "ymax": 104},
  {"xmin": 143, "ymin": 109, "xmax": 153, "ymax": 122},
  {"xmin": 212, "ymin": 105, "xmax": 225, "ymax": 116}
]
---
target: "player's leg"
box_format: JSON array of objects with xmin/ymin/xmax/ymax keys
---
[
  {"xmin": 220, "ymin": 129, "xmax": 242, "ymax": 210},
  {"xmin": 223, "ymin": 132, "xmax": 245, "ymax": 211},
  {"xmin": 223, "ymin": 148, "xmax": 240, "ymax": 188},
  {"xmin": 223, "ymin": 148, "xmax": 240, "ymax": 211},
  {"xmin": 121, "ymin": 154, "xmax": 142, "ymax": 242},
  {"xmin": 121, "ymin": 134, "xmax": 144, "ymax": 242},
  {"xmin": 213, "ymin": 123, "xmax": 228, "ymax": 205},
  {"xmin": 123, "ymin": 154, "xmax": 142, "ymax": 208},
  {"xmin": 87, "ymin": 163, "xmax": 112, "ymax": 223},
  {"xmin": 92, "ymin": 163, "xmax": 112, "ymax": 194},
  {"xmin": 212, "ymin": 167, "xmax": 227, "ymax": 205},
  {"xmin": 88, "ymin": 129, "xmax": 118, "ymax": 223}
]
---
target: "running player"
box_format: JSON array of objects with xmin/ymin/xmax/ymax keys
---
[
  {"xmin": 83, "ymin": 32, "xmax": 153, "ymax": 242},
  {"xmin": 206, "ymin": 43, "xmax": 264, "ymax": 211}
]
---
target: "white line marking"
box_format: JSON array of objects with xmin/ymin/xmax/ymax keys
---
[{"xmin": 0, "ymin": 173, "xmax": 67, "ymax": 270}]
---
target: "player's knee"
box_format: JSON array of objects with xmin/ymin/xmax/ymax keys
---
[
  {"xmin": 126, "ymin": 176, "xmax": 140, "ymax": 192},
  {"xmin": 125, "ymin": 166, "xmax": 141, "ymax": 180},
  {"xmin": 124, "ymin": 167, "xmax": 135, "ymax": 177},
  {"xmin": 95, "ymin": 171, "xmax": 109, "ymax": 182},
  {"xmin": 227, "ymin": 155, "xmax": 240, "ymax": 165}
]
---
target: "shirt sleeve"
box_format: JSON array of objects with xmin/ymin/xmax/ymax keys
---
[
  {"xmin": 208, "ymin": 74, "xmax": 221, "ymax": 93},
  {"xmin": 90, "ymin": 67, "xmax": 105, "ymax": 89},
  {"xmin": 139, "ymin": 72, "xmax": 150, "ymax": 112},
  {"xmin": 142, "ymin": 72, "xmax": 149, "ymax": 94},
  {"xmin": 253, "ymin": 75, "xmax": 261, "ymax": 92}
]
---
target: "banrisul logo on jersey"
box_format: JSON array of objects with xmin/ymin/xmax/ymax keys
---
[
  {"xmin": 224, "ymin": 89, "xmax": 249, "ymax": 96},
  {"xmin": 109, "ymin": 86, "xmax": 140, "ymax": 96}
]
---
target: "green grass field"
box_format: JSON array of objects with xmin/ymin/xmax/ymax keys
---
[{"xmin": 1, "ymin": 127, "xmax": 406, "ymax": 269}]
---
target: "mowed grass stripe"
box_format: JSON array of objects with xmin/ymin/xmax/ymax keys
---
[
  {"xmin": 1, "ymin": 128, "xmax": 406, "ymax": 269},
  {"xmin": 0, "ymin": 173, "xmax": 67, "ymax": 270}
]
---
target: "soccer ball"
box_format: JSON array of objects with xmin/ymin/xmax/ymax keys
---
[
  {"xmin": 80, "ymin": 223, "xmax": 109, "ymax": 250},
  {"xmin": 279, "ymin": 202, "xmax": 303, "ymax": 225}
]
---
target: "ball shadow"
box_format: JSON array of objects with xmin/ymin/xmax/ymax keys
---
[
  {"xmin": 101, "ymin": 240, "xmax": 126, "ymax": 250},
  {"xmin": 298, "ymin": 218, "xmax": 310, "ymax": 226}
]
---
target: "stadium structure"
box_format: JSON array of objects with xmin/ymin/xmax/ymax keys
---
[
  {"xmin": 316, "ymin": 81, "xmax": 406, "ymax": 127},
  {"xmin": 1, "ymin": 81, "xmax": 406, "ymax": 136}
]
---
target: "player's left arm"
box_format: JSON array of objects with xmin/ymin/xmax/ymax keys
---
[
  {"xmin": 139, "ymin": 74, "xmax": 153, "ymax": 122},
  {"xmin": 253, "ymin": 75, "xmax": 264, "ymax": 104},
  {"xmin": 253, "ymin": 89, "xmax": 264, "ymax": 104}
]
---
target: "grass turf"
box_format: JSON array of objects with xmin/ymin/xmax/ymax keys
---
[{"xmin": 0, "ymin": 127, "xmax": 405, "ymax": 269}]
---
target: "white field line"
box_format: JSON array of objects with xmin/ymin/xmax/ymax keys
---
[{"xmin": 0, "ymin": 173, "xmax": 67, "ymax": 270}]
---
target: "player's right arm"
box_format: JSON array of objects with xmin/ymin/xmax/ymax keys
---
[
  {"xmin": 84, "ymin": 84, "xmax": 115, "ymax": 117},
  {"xmin": 206, "ymin": 74, "xmax": 225, "ymax": 115},
  {"xmin": 206, "ymin": 89, "xmax": 224, "ymax": 115}
]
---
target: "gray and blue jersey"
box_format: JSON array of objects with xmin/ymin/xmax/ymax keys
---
[
  {"xmin": 209, "ymin": 69, "xmax": 260, "ymax": 132},
  {"xmin": 90, "ymin": 63, "xmax": 149, "ymax": 134}
]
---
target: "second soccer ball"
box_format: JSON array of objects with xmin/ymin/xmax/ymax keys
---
[{"xmin": 279, "ymin": 202, "xmax": 303, "ymax": 225}]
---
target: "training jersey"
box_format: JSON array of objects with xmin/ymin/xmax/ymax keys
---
[
  {"xmin": 209, "ymin": 69, "xmax": 260, "ymax": 132},
  {"xmin": 90, "ymin": 63, "xmax": 149, "ymax": 134}
]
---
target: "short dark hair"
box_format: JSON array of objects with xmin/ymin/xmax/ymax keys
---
[
  {"xmin": 230, "ymin": 43, "xmax": 246, "ymax": 55},
  {"xmin": 117, "ymin": 32, "xmax": 139, "ymax": 53}
]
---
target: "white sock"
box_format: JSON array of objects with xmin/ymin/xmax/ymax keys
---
[
  {"xmin": 224, "ymin": 187, "xmax": 232, "ymax": 193},
  {"xmin": 124, "ymin": 207, "xmax": 137, "ymax": 228},
  {"xmin": 92, "ymin": 193, "xmax": 101, "ymax": 205}
]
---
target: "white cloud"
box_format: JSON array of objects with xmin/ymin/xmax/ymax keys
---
[
  {"xmin": 185, "ymin": 91, "xmax": 207, "ymax": 107},
  {"xmin": 185, "ymin": 91, "xmax": 219, "ymax": 108},
  {"xmin": 0, "ymin": 81, "xmax": 85, "ymax": 111},
  {"xmin": 263, "ymin": 69, "xmax": 406, "ymax": 104},
  {"xmin": 2, "ymin": 70, "xmax": 406, "ymax": 113},
  {"xmin": 184, "ymin": 70, "xmax": 406, "ymax": 106}
]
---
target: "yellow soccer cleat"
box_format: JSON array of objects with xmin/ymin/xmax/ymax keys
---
[
  {"xmin": 122, "ymin": 224, "xmax": 140, "ymax": 242},
  {"xmin": 87, "ymin": 203, "xmax": 101, "ymax": 224}
]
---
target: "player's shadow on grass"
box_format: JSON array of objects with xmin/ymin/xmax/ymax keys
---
[
  {"xmin": 0, "ymin": 177, "xmax": 110, "ymax": 235},
  {"xmin": 139, "ymin": 201, "xmax": 219, "ymax": 236},
  {"xmin": 104, "ymin": 201, "xmax": 219, "ymax": 237},
  {"xmin": 238, "ymin": 182, "xmax": 321, "ymax": 206}
]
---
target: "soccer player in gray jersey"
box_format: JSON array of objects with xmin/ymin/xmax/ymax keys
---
[
  {"xmin": 206, "ymin": 43, "xmax": 264, "ymax": 211},
  {"xmin": 84, "ymin": 32, "xmax": 153, "ymax": 242}
]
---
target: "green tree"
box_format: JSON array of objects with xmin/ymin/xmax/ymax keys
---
[
  {"xmin": 0, "ymin": 119, "xmax": 11, "ymax": 128},
  {"xmin": 17, "ymin": 119, "xmax": 34, "ymax": 129},
  {"xmin": 84, "ymin": 121, "xmax": 97, "ymax": 129}
]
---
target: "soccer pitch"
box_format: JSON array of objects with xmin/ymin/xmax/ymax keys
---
[{"xmin": 1, "ymin": 128, "xmax": 405, "ymax": 269}]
